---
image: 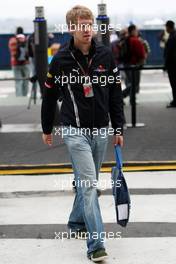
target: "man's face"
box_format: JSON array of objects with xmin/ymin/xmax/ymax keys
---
[
  {"xmin": 166, "ymin": 26, "xmax": 171, "ymax": 34},
  {"xmin": 71, "ymin": 17, "xmax": 94, "ymax": 44},
  {"xmin": 132, "ymin": 28, "xmax": 138, "ymax": 37}
]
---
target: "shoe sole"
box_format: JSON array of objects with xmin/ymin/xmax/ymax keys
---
[{"xmin": 91, "ymin": 255, "xmax": 108, "ymax": 262}]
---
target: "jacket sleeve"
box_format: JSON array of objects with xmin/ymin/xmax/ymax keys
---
[
  {"xmin": 8, "ymin": 37, "xmax": 17, "ymax": 57},
  {"xmin": 108, "ymin": 52, "xmax": 124, "ymax": 135},
  {"xmin": 164, "ymin": 35, "xmax": 176, "ymax": 68},
  {"xmin": 135, "ymin": 39, "xmax": 146, "ymax": 64},
  {"xmin": 41, "ymin": 56, "xmax": 62, "ymax": 134}
]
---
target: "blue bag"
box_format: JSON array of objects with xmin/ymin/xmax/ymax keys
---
[{"xmin": 111, "ymin": 145, "xmax": 131, "ymax": 227}]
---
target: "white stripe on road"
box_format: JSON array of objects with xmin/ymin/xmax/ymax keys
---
[
  {"xmin": 0, "ymin": 194, "xmax": 176, "ymax": 224},
  {"xmin": 121, "ymin": 85, "xmax": 171, "ymax": 94},
  {"xmin": 0, "ymin": 95, "xmax": 8, "ymax": 98},
  {"xmin": 0, "ymin": 124, "xmax": 42, "ymax": 133},
  {"xmin": 140, "ymin": 83, "xmax": 169, "ymax": 87},
  {"xmin": 0, "ymin": 87, "xmax": 15, "ymax": 93},
  {"xmin": 0, "ymin": 172, "xmax": 176, "ymax": 193},
  {"xmin": 140, "ymin": 88, "xmax": 170, "ymax": 94}
]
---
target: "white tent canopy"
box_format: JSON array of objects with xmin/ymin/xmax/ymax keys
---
[{"xmin": 143, "ymin": 18, "xmax": 165, "ymax": 28}]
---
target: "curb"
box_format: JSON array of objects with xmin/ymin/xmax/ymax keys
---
[{"xmin": 0, "ymin": 161, "xmax": 176, "ymax": 175}]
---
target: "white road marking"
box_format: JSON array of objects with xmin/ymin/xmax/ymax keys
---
[
  {"xmin": 0, "ymin": 95, "xmax": 8, "ymax": 98},
  {"xmin": 0, "ymin": 171, "xmax": 176, "ymax": 193},
  {"xmin": 0, "ymin": 194, "xmax": 176, "ymax": 224},
  {"xmin": 0, "ymin": 124, "xmax": 42, "ymax": 133}
]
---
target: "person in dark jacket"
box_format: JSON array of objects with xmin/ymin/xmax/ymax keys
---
[
  {"xmin": 41, "ymin": 5, "xmax": 124, "ymax": 262},
  {"xmin": 164, "ymin": 20, "xmax": 176, "ymax": 108},
  {"xmin": 122, "ymin": 24, "xmax": 146, "ymax": 102}
]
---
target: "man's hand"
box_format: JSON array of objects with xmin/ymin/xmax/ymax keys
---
[
  {"xmin": 42, "ymin": 133, "xmax": 53, "ymax": 146},
  {"xmin": 113, "ymin": 135, "xmax": 124, "ymax": 147}
]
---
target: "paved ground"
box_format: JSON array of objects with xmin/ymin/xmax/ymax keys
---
[
  {"xmin": 0, "ymin": 70, "xmax": 176, "ymax": 263},
  {"xmin": 0, "ymin": 70, "xmax": 176, "ymax": 164},
  {"xmin": 0, "ymin": 170, "xmax": 176, "ymax": 263}
]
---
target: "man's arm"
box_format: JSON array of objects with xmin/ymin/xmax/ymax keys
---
[
  {"xmin": 41, "ymin": 56, "xmax": 61, "ymax": 145},
  {"xmin": 8, "ymin": 37, "xmax": 17, "ymax": 57},
  {"xmin": 108, "ymin": 52, "xmax": 124, "ymax": 146},
  {"xmin": 135, "ymin": 39, "xmax": 146, "ymax": 64},
  {"xmin": 164, "ymin": 35, "xmax": 176, "ymax": 68}
]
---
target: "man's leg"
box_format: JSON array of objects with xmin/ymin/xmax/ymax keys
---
[
  {"xmin": 67, "ymin": 156, "xmax": 86, "ymax": 231},
  {"xmin": 122, "ymin": 70, "xmax": 132, "ymax": 99},
  {"xmin": 12, "ymin": 66, "xmax": 23, "ymax": 96},
  {"xmin": 22, "ymin": 64, "xmax": 30, "ymax": 96},
  {"xmin": 68, "ymin": 130, "xmax": 108, "ymax": 231},
  {"xmin": 63, "ymin": 127, "xmax": 105, "ymax": 255},
  {"xmin": 135, "ymin": 70, "xmax": 141, "ymax": 94},
  {"xmin": 129, "ymin": 69, "xmax": 139, "ymax": 104},
  {"xmin": 168, "ymin": 69, "xmax": 176, "ymax": 104},
  {"xmin": 91, "ymin": 129, "xmax": 108, "ymax": 181}
]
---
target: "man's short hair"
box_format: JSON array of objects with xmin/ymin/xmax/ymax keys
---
[
  {"xmin": 128, "ymin": 24, "xmax": 136, "ymax": 35},
  {"xmin": 16, "ymin": 27, "xmax": 23, "ymax": 35},
  {"xmin": 66, "ymin": 5, "xmax": 94, "ymax": 26},
  {"xmin": 165, "ymin": 20, "xmax": 175, "ymax": 29}
]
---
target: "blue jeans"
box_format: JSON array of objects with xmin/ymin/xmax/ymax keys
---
[
  {"xmin": 63, "ymin": 126, "xmax": 108, "ymax": 255},
  {"xmin": 12, "ymin": 64, "xmax": 30, "ymax": 96}
]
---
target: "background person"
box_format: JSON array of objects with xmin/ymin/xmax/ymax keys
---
[
  {"xmin": 121, "ymin": 24, "xmax": 146, "ymax": 103},
  {"xmin": 8, "ymin": 27, "xmax": 30, "ymax": 96},
  {"xmin": 164, "ymin": 20, "xmax": 176, "ymax": 108}
]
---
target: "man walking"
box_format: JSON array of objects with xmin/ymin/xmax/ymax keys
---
[
  {"xmin": 164, "ymin": 20, "xmax": 176, "ymax": 108},
  {"xmin": 8, "ymin": 27, "xmax": 30, "ymax": 96},
  {"xmin": 122, "ymin": 24, "xmax": 146, "ymax": 102},
  {"xmin": 41, "ymin": 5, "xmax": 124, "ymax": 262}
]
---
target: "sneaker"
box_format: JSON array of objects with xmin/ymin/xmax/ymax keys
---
[
  {"xmin": 88, "ymin": 248, "xmax": 108, "ymax": 262},
  {"xmin": 166, "ymin": 101, "xmax": 176, "ymax": 108}
]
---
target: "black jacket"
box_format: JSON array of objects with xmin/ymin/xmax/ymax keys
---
[
  {"xmin": 41, "ymin": 37, "xmax": 124, "ymax": 135},
  {"xmin": 164, "ymin": 31, "xmax": 176, "ymax": 69}
]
